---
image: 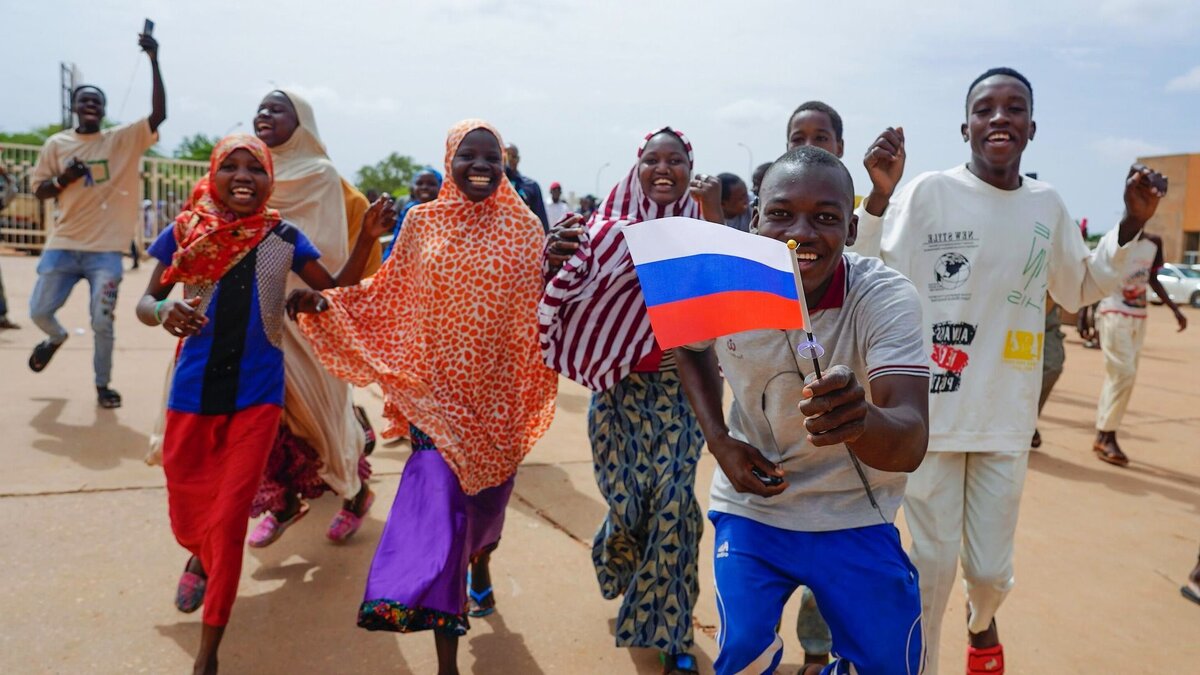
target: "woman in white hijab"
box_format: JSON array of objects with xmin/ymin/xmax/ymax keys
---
[{"xmin": 248, "ymin": 89, "xmax": 381, "ymax": 545}]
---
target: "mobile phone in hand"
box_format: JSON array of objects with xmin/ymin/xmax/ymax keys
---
[
  {"xmin": 143, "ymin": 18, "xmax": 155, "ymax": 36},
  {"xmin": 752, "ymin": 467, "xmax": 784, "ymax": 487}
]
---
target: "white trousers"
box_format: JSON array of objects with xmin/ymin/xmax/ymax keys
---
[
  {"xmin": 904, "ymin": 450, "xmax": 1029, "ymax": 675},
  {"xmin": 1096, "ymin": 312, "xmax": 1146, "ymax": 432}
]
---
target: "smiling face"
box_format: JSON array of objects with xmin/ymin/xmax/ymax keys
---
[
  {"xmin": 452, "ymin": 129, "xmax": 504, "ymax": 202},
  {"xmin": 963, "ymin": 75, "xmax": 1035, "ymax": 177},
  {"xmin": 213, "ymin": 148, "xmax": 272, "ymax": 217},
  {"xmin": 638, "ymin": 132, "xmax": 691, "ymax": 205},
  {"xmin": 73, "ymin": 90, "xmax": 106, "ymax": 130},
  {"xmin": 753, "ymin": 162, "xmax": 856, "ymax": 303},
  {"xmin": 412, "ymin": 171, "xmax": 441, "ymax": 203},
  {"xmin": 254, "ymin": 92, "xmax": 300, "ymax": 149},
  {"xmin": 786, "ymin": 110, "xmax": 843, "ymax": 157}
]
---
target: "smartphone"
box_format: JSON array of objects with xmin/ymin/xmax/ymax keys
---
[
  {"xmin": 751, "ymin": 467, "xmax": 784, "ymax": 487},
  {"xmin": 143, "ymin": 18, "xmax": 155, "ymax": 36}
]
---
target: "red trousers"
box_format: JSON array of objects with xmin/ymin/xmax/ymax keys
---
[{"xmin": 163, "ymin": 404, "xmax": 281, "ymax": 627}]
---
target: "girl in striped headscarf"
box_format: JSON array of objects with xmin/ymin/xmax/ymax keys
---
[{"xmin": 540, "ymin": 127, "xmax": 723, "ymax": 674}]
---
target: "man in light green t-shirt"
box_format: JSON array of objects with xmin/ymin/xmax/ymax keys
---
[{"xmin": 27, "ymin": 30, "xmax": 166, "ymax": 409}]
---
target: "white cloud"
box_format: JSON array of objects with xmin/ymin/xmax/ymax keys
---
[
  {"xmin": 1166, "ymin": 65, "xmax": 1200, "ymax": 92},
  {"xmin": 714, "ymin": 99, "xmax": 787, "ymax": 127},
  {"xmin": 1091, "ymin": 137, "xmax": 1170, "ymax": 162}
]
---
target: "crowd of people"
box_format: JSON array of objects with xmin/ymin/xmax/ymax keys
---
[{"xmin": 10, "ymin": 27, "xmax": 1197, "ymax": 675}]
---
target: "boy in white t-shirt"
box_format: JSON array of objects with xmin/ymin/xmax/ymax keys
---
[
  {"xmin": 851, "ymin": 67, "xmax": 1167, "ymax": 674},
  {"xmin": 1093, "ymin": 233, "xmax": 1186, "ymax": 466},
  {"xmin": 678, "ymin": 146, "xmax": 931, "ymax": 675},
  {"xmin": 28, "ymin": 30, "xmax": 166, "ymax": 408}
]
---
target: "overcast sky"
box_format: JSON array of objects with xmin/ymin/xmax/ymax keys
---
[{"xmin": 5, "ymin": 0, "xmax": 1199, "ymax": 231}]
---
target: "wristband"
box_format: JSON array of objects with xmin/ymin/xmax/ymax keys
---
[
  {"xmin": 153, "ymin": 299, "xmax": 167, "ymax": 325},
  {"xmin": 52, "ymin": 175, "xmax": 65, "ymax": 190}
]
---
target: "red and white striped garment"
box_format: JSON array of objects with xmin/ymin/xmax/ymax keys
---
[{"xmin": 539, "ymin": 127, "xmax": 701, "ymax": 392}]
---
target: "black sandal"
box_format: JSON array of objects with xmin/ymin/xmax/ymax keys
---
[
  {"xmin": 97, "ymin": 387, "xmax": 122, "ymax": 409},
  {"xmin": 660, "ymin": 653, "xmax": 699, "ymax": 675},
  {"xmin": 28, "ymin": 338, "xmax": 64, "ymax": 372}
]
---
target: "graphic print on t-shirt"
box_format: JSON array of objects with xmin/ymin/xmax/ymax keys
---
[
  {"xmin": 924, "ymin": 230, "xmax": 978, "ymax": 304},
  {"xmin": 1002, "ymin": 329, "xmax": 1043, "ymax": 371},
  {"xmin": 1005, "ymin": 221, "xmax": 1050, "ymax": 312},
  {"xmin": 85, "ymin": 159, "xmax": 111, "ymax": 184},
  {"xmin": 930, "ymin": 321, "xmax": 976, "ymax": 394}
]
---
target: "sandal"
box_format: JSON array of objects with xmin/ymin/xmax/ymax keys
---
[
  {"xmin": 659, "ymin": 652, "xmax": 700, "ymax": 675},
  {"xmin": 1030, "ymin": 429, "xmax": 1041, "ymax": 448},
  {"xmin": 354, "ymin": 405, "xmax": 376, "ymax": 456},
  {"xmin": 0, "ymin": 317, "xmax": 20, "ymax": 330},
  {"xmin": 327, "ymin": 490, "xmax": 375, "ymax": 542},
  {"xmin": 967, "ymin": 644, "xmax": 1005, "ymax": 674},
  {"xmin": 248, "ymin": 501, "xmax": 310, "ymax": 548},
  {"xmin": 175, "ymin": 557, "xmax": 207, "ymax": 613},
  {"xmin": 466, "ymin": 570, "xmax": 495, "ymax": 617},
  {"xmin": 28, "ymin": 338, "xmax": 65, "ymax": 372},
  {"xmin": 1182, "ymin": 581, "xmax": 1200, "ymax": 606},
  {"xmin": 97, "ymin": 387, "xmax": 122, "ymax": 409},
  {"xmin": 1093, "ymin": 442, "xmax": 1129, "ymax": 467}
]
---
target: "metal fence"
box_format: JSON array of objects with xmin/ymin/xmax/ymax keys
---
[{"xmin": 0, "ymin": 141, "xmax": 207, "ymax": 253}]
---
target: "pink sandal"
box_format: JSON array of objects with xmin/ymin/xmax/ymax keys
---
[
  {"xmin": 327, "ymin": 490, "xmax": 375, "ymax": 542},
  {"xmin": 248, "ymin": 501, "xmax": 310, "ymax": 548},
  {"xmin": 175, "ymin": 557, "xmax": 206, "ymax": 613}
]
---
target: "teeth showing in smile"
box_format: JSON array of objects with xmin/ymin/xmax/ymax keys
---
[
  {"xmin": 987, "ymin": 131, "xmax": 1011, "ymax": 142},
  {"xmin": 653, "ymin": 179, "xmax": 673, "ymax": 186},
  {"xmin": 231, "ymin": 187, "xmax": 254, "ymax": 197},
  {"xmin": 467, "ymin": 176, "xmax": 491, "ymax": 185},
  {"xmin": 795, "ymin": 252, "xmax": 818, "ymax": 261}
]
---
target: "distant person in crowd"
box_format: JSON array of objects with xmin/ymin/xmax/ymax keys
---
[
  {"xmin": 249, "ymin": 89, "xmax": 381, "ymax": 546},
  {"xmin": 0, "ymin": 165, "xmax": 19, "ymax": 329},
  {"xmin": 1093, "ymin": 233, "xmax": 1186, "ymax": 466},
  {"xmin": 787, "ymin": 100, "xmax": 845, "ymax": 157},
  {"xmin": 365, "ymin": 188, "xmax": 381, "ymax": 203},
  {"xmin": 850, "ymin": 66, "xmax": 1166, "ymax": 675},
  {"xmin": 542, "ymin": 127, "xmax": 724, "ymax": 675},
  {"xmin": 382, "ymin": 167, "xmax": 442, "ymax": 261},
  {"xmin": 577, "ymin": 193, "xmax": 598, "ymax": 221},
  {"xmin": 546, "ymin": 180, "xmax": 571, "ymax": 226},
  {"xmin": 717, "ymin": 172, "xmax": 751, "ymax": 232},
  {"xmin": 136, "ymin": 134, "xmax": 393, "ymax": 675},
  {"xmin": 750, "ymin": 161, "xmax": 772, "ymax": 199},
  {"xmin": 504, "ymin": 142, "xmax": 549, "ymax": 231},
  {"xmin": 27, "ymin": 29, "xmax": 166, "ymax": 409},
  {"xmin": 291, "ymin": 120, "xmax": 556, "ymax": 675}
]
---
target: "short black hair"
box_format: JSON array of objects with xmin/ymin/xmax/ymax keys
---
[
  {"xmin": 717, "ymin": 172, "xmax": 744, "ymax": 201},
  {"xmin": 72, "ymin": 85, "xmax": 107, "ymax": 106},
  {"xmin": 787, "ymin": 101, "xmax": 843, "ymax": 142},
  {"xmin": 763, "ymin": 145, "xmax": 854, "ymax": 204},
  {"xmin": 966, "ymin": 67, "xmax": 1033, "ymax": 112}
]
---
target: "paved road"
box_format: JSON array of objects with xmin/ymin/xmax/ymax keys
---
[{"xmin": 1, "ymin": 250, "xmax": 1197, "ymax": 673}]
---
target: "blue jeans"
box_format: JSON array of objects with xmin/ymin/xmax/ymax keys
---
[
  {"xmin": 711, "ymin": 512, "xmax": 924, "ymax": 675},
  {"xmin": 29, "ymin": 250, "xmax": 123, "ymax": 387}
]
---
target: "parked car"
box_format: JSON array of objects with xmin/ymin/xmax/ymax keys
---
[{"xmin": 1151, "ymin": 263, "xmax": 1200, "ymax": 308}]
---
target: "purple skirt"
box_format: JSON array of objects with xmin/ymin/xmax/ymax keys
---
[{"xmin": 357, "ymin": 426, "xmax": 514, "ymax": 635}]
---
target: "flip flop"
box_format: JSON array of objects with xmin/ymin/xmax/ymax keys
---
[
  {"xmin": 1093, "ymin": 443, "xmax": 1129, "ymax": 467},
  {"xmin": 28, "ymin": 338, "xmax": 64, "ymax": 372},
  {"xmin": 466, "ymin": 570, "xmax": 495, "ymax": 617},
  {"xmin": 1182, "ymin": 582, "xmax": 1200, "ymax": 606},
  {"xmin": 967, "ymin": 644, "xmax": 1005, "ymax": 674},
  {"xmin": 97, "ymin": 387, "xmax": 122, "ymax": 409},
  {"xmin": 248, "ymin": 501, "xmax": 310, "ymax": 548}
]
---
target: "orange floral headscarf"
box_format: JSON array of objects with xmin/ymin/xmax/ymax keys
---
[
  {"xmin": 298, "ymin": 120, "xmax": 557, "ymax": 494},
  {"xmin": 162, "ymin": 134, "xmax": 281, "ymax": 285}
]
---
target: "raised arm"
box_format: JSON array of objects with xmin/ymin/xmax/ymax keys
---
[
  {"xmin": 676, "ymin": 346, "xmax": 788, "ymax": 497},
  {"xmin": 139, "ymin": 32, "xmax": 166, "ymax": 132},
  {"xmin": 798, "ymin": 367, "xmax": 928, "ymax": 473}
]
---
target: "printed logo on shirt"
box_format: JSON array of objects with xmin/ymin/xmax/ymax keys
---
[
  {"xmin": 85, "ymin": 159, "xmax": 111, "ymax": 184},
  {"xmin": 924, "ymin": 230, "xmax": 978, "ymax": 249},
  {"xmin": 716, "ymin": 540, "xmax": 730, "ymax": 559},
  {"xmin": 929, "ymin": 252, "xmax": 972, "ymax": 292},
  {"xmin": 1006, "ymin": 221, "xmax": 1050, "ymax": 313},
  {"xmin": 723, "ymin": 338, "xmax": 743, "ymax": 359},
  {"xmin": 930, "ymin": 322, "xmax": 976, "ymax": 394},
  {"xmin": 1002, "ymin": 330, "xmax": 1043, "ymax": 371}
]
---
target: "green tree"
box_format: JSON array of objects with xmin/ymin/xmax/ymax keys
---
[
  {"xmin": 356, "ymin": 153, "xmax": 418, "ymax": 198},
  {"xmin": 0, "ymin": 123, "xmax": 66, "ymax": 145},
  {"xmin": 173, "ymin": 133, "xmax": 219, "ymax": 162}
]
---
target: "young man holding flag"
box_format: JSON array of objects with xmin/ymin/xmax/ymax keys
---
[{"xmin": 674, "ymin": 147, "xmax": 931, "ymax": 675}]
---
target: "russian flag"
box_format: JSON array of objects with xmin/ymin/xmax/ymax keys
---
[{"xmin": 622, "ymin": 217, "xmax": 807, "ymax": 349}]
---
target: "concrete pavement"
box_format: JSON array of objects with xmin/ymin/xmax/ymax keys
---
[{"xmin": 1, "ymin": 249, "xmax": 1197, "ymax": 674}]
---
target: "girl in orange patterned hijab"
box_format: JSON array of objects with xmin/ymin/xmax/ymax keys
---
[{"xmin": 292, "ymin": 120, "xmax": 557, "ymax": 673}]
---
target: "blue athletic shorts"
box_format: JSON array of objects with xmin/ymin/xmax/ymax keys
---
[{"xmin": 711, "ymin": 511, "xmax": 924, "ymax": 675}]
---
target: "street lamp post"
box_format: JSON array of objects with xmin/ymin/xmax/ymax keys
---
[
  {"xmin": 594, "ymin": 161, "xmax": 611, "ymax": 197},
  {"xmin": 736, "ymin": 142, "xmax": 754, "ymax": 180}
]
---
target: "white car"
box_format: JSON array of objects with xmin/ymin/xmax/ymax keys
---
[{"xmin": 1151, "ymin": 263, "xmax": 1200, "ymax": 308}]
